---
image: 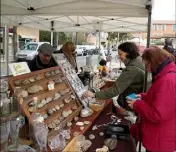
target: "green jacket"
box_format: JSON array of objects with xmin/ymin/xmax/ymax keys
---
[{"xmin": 95, "ymin": 57, "xmax": 145, "ymax": 109}]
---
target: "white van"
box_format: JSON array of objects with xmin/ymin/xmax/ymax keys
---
[{"xmin": 16, "ymin": 42, "xmax": 50, "ymax": 61}]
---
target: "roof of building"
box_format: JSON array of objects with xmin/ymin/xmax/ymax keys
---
[{"xmin": 152, "ymin": 20, "xmax": 176, "ymax": 25}]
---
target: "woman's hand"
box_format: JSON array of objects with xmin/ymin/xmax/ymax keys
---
[
  {"xmin": 135, "ymin": 94, "xmax": 141, "ymax": 100},
  {"xmin": 83, "ymin": 91, "xmax": 95, "ymax": 98},
  {"xmin": 127, "ymin": 98, "xmax": 137, "ymax": 109}
]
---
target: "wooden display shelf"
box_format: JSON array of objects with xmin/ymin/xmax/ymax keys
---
[
  {"xmin": 62, "ymin": 100, "xmax": 111, "ymax": 152},
  {"xmin": 8, "ymin": 66, "xmax": 82, "ymax": 143}
]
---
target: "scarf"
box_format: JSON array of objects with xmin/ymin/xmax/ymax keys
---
[{"xmin": 152, "ymin": 58, "xmax": 172, "ymax": 78}]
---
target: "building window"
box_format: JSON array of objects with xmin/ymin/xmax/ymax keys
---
[
  {"xmin": 161, "ymin": 25, "xmax": 166, "ymax": 31},
  {"xmin": 172, "ymin": 25, "xmax": 176, "ymax": 31},
  {"xmin": 154, "ymin": 25, "xmax": 158, "ymax": 31}
]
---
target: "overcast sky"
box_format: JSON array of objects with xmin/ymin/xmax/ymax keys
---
[{"xmin": 152, "ymin": 0, "xmax": 176, "ymax": 20}]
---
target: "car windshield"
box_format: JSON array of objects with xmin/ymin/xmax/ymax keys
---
[{"xmin": 24, "ymin": 43, "xmax": 38, "ymax": 51}]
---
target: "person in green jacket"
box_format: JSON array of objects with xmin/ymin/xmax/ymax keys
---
[{"xmin": 83, "ymin": 42, "xmax": 145, "ymax": 110}]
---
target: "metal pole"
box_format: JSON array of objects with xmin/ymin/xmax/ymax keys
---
[
  {"xmin": 13, "ymin": 26, "xmax": 18, "ymax": 60},
  {"xmin": 98, "ymin": 31, "xmax": 101, "ymax": 63},
  {"xmin": 75, "ymin": 32, "xmax": 78, "ymax": 45},
  {"xmin": 143, "ymin": 3, "xmax": 152, "ymax": 93},
  {"xmin": 4, "ymin": 25, "xmax": 9, "ymax": 76},
  {"xmin": 139, "ymin": 2, "xmax": 152, "ymax": 152},
  {"xmin": 51, "ymin": 21, "xmax": 54, "ymax": 46},
  {"xmin": 51, "ymin": 31, "xmax": 53, "ymax": 46}
]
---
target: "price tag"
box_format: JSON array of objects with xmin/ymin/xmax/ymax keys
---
[{"xmin": 48, "ymin": 83, "xmax": 55, "ymax": 90}]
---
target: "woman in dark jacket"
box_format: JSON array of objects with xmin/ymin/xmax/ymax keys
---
[{"xmin": 83, "ymin": 42, "xmax": 145, "ymax": 110}]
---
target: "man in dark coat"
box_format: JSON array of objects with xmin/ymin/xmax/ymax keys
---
[{"xmin": 28, "ymin": 43, "xmax": 58, "ymax": 71}]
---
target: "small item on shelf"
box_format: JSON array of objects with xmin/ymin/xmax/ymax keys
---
[
  {"xmin": 99, "ymin": 132, "xmax": 104, "ymax": 136},
  {"xmin": 84, "ymin": 121, "xmax": 90, "ymax": 125},
  {"xmin": 45, "ymin": 72, "xmax": 51, "ymax": 77},
  {"xmin": 48, "ymin": 123, "xmax": 53, "ymax": 129},
  {"xmin": 27, "ymin": 85, "xmax": 43, "ymax": 94},
  {"xmin": 47, "ymin": 109, "xmax": 54, "ymax": 115},
  {"xmin": 35, "ymin": 75, "xmax": 42, "ymax": 80},
  {"xmin": 55, "ymin": 105, "xmax": 60, "ymax": 110},
  {"xmin": 80, "ymin": 108, "xmax": 94, "ymax": 117},
  {"xmin": 92, "ymin": 125, "xmax": 98, "ymax": 131},
  {"xmin": 68, "ymin": 109, "xmax": 73, "ymax": 115},
  {"xmin": 37, "ymin": 103, "xmax": 43, "ymax": 109},
  {"xmin": 53, "ymin": 93, "xmax": 61, "ymax": 100},
  {"xmin": 89, "ymin": 101, "xmax": 104, "ymax": 112},
  {"xmin": 14, "ymin": 80, "xmax": 21, "ymax": 86},
  {"xmin": 89, "ymin": 134, "xmax": 95, "ymax": 140},
  {"xmin": 62, "ymin": 111, "xmax": 69, "ymax": 118},
  {"xmin": 80, "ymin": 126, "xmax": 84, "ymax": 131},
  {"xmin": 82, "ymin": 140, "xmax": 92, "ymax": 152},
  {"xmin": 59, "ymin": 103, "xmax": 64, "ymax": 108},
  {"xmin": 51, "ymin": 71, "xmax": 55, "ymax": 76},
  {"xmin": 46, "ymin": 97, "xmax": 52, "ymax": 103},
  {"xmin": 67, "ymin": 122, "xmax": 72, "ymax": 127},
  {"xmin": 60, "ymin": 90, "xmax": 66, "ymax": 95},
  {"xmin": 55, "ymin": 119, "xmax": 60, "ymax": 125},
  {"xmin": 22, "ymin": 79, "xmax": 30, "ymax": 85},
  {"xmin": 52, "ymin": 108, "xmax": 57, "ymax": 112},
  {"xmin": 48, "ymin": 81, "xmax": 55, "ymax": 90},
  {"xmin": 54, "ymin": 78, "xmax": 62, "ymax": 84},
  {"xmin": 41, "ymin": 99, "xmax": 47, "ymax": 105},
  {"xmin": 28, "ymin": 101, "xmax": 35, "ymax": 107},
  {"xmin": 70, "ymin": 95, "xmax": 76, "ymax": 99},
  {"xmin": 73, "ymin": 132, "xmax": 80, "ymax": 137},
  {"xmin": 72, "ymin": 104, "xmax": 78, "ymax": 110},
  {"xmin": 55, "ymin": 69, "xmax": 60, "ymax": 74},
  {"xmin": 74, "ymin": 116, "xmax": 79, "ymax": 122},
  {"xmin": 29, "ymin": 77, "xmax": 35, "ymax": 82},
  {"xmin": 58, "ymin": 116, "xmax": 64, "ymax": 121},
  {"xmin": 43, "ymin": 114, "xmax": 48, "ymax": 119},
  {"xmin": 104, "ymin": 135, "xmax": 118, "ymax": 150},
  {"xmin": 96, "ymin": 146, "xmax": 109, "ymax": 152},
  {"xmin": 64, "ymin": 98, "xmax": 72, "ymax": 104},
  {"xmin": 76, "ymin": 122, "xmax": 84, "ymax": 126},
  {"xmin": 61, "ymin": 77, "xmax": 66, "ymax": 81}
]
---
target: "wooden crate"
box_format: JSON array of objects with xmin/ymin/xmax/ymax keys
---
[{"xmin": 8, "ymin": 66, "xmax": 82, "ymax": 139}]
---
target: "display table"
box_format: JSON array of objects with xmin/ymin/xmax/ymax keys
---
[
  {"xmin": 84, "ymin": 102, "xmax": 136, "ymax": 152},
  {"xmin": 64, "ymin": 101, "xmax": 137, "ymax": 152}
]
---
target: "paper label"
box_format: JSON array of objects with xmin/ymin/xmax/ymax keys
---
[{"xmin": 9, "ymin": 62, "xmax": 30, "ymax": 76}]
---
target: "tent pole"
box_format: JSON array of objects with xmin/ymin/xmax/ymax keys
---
[
  {"xmin": 139, "ymin": 2, "xmax": 152, "ymax": 152},
  {"xmin": 13, "ymin": 26, "xmax": 18, "ymax": 60},
  {"xmin": 143, "ymin": 1, "xmax": 152, "ymax": 93},
  {"xmin": 4, "ymin": 25, "xmax": 9, "ymax": 76},
  {"xmin": 51, "ymin": 31, "xmax": 53, "ymax": 46},
  {"xmin": 51, "ymin": 21, "xmax": 54, "ymax": 46}
]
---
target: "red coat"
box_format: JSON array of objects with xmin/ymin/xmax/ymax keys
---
[{"xmin": 131, "ymin": 62, "xmax": 176, "ymax": 152}]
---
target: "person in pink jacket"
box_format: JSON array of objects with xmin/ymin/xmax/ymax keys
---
[{"xmin": 127, "ymin": 46, "xmax": 176, "ymax": 152}]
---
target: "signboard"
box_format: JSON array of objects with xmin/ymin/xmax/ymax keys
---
[{"xmin": 8, "ymin": 62, "xmax": 31, "ymax": 76}]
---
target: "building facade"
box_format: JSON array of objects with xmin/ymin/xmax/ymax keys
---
[{"xmin": 151, "ymin": 20, "xmax": 176, "ymax": 38}]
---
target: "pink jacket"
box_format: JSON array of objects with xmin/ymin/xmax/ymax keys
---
[{"xmin": 132, "ymin": 62, "xmax": 176, "ymax": 152}]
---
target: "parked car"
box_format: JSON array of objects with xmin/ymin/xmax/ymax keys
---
[
  {"xmin": 16, "ymin": 42, "xmax": 50, "ymax": 61},
  {"xmin": 76, "ymin": 46, "xmax": 84, "ymax": 56}
]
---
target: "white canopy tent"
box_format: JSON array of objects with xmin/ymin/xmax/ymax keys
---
[
  {"xmin": 1, "ymin": 0, "xmax": 153, "ymax": 97},
  {"xmin": 1, "ymin": 0, "xmax": 152, "ymax": 32}
]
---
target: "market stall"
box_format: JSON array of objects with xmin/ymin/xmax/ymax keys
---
[{"xmin": 0, "ymin": 53, "xmax": 136, "ymax": 152}]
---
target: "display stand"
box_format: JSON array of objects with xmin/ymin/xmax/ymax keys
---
[
  {"xmin": 53, "ymin": 54, "xmax": 96, "ymax": 108},
  {"xmin": 8, "ymin": 66, "xmax": 82, "ymax": 140}
]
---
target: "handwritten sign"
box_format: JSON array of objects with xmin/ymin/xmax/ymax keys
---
[{"xmin": 9, "ymin": 62, "xmax": 30, "ymax": 76}]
